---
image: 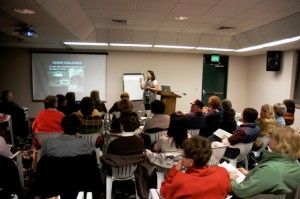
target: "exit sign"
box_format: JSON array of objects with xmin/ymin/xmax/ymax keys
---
[{"xmin": 211, "ymin": 55, "xmax": 220, "ymax": 62}]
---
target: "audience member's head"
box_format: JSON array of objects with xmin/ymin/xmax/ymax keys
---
[
  {"xmin": 118, "ymin": 98, "xmax": 133, "ymax": 113},
  {"xmin": 0, "ymin": 90, "xmax": 13, "ymax": 102},
  {"xmin": 167, "ymin": 111, "xmax": 188, "ymax": 149},
  {"xmin": 190, "ymin": 99, "xmax": 204, "ymax": 112},
  {"xmin": 61, "ymin": 114, "xmax": 82, "ymax": 135},
  {"xmin": 208, "ymin": 96, "xmax": 221, "ymax": 109},
  {"xmin": 80, "ymin": 97, "xmax": 95, "ymax": 116},
  {"xmin": 269, "ymin": 126, "xmax": 300, "ymax": 159},
  {"xmin": 150, "ymin": 100, "xmax": 166, "ymax": 114},
  {"xmin": 283, "ymin": 99, "xmax": 295, "ymax": 114},
  {"xmin": 120, "ymin": 92, "xmax": 130, "ymax": 99},
  {"xmin": 56, "ymin": 94, "xmax": 67, "ymax": 107},
  {"xmin": 221, "ymin": 99, "xmax": 232, "ymax": 111},
  {"xmin": 120, "ymin": 111, "xmax": 140, "ymax": 132},
  {"xmin": 260, "ymin": 104, "xmax": 275, "ymax": 118},
  {"xmin": 273, "ymin": 103, "xmax": 287, "ymax": 116},
  {"xmin": 90, "ymin": 90, "xmax": 101, "ymax": 102},
  {"xmin": 182, "ymin": 136, "xmax": 212, "ymax": 168},
  {"xmin": 44, "ymin": 95, "xmax": 58, "ymax": 109},
  {"xmin": 242, "ymin": 108, "xmax": 258, "ymax": 123},
  {"xmin": 66, "ymin": 92, "xmax": 76, "ymax": 104}
]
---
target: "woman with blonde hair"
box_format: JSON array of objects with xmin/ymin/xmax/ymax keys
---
[
  {"xmin": 253, "ymin": 104, "xmax": 276, "ymax": 149},
  {"xmin": 230, "ymin": 126, "xmax": 300, "ymax": 198},
  {"xmin": 273, "ymin": 102, "xmax": 287, "ymax": 125}
]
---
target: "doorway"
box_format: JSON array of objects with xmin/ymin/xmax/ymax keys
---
[{"xmin": 201, "ymin": 55, "xmax": 228, "ymax": 106}]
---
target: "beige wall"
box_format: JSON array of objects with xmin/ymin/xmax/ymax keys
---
[{"xmin": 0, "ymin": 47, "xmax": 298, "ymax": 129}]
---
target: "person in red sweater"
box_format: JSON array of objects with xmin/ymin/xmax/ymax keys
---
[
  {"xmin": 32, "ymin": 95, "xmax": 64, "ymax": 148},
  {"xmin": 160, "ymin": 136, "xmax": 231, "ymax": 199}
]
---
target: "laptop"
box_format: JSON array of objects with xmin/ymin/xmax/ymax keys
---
[{"xmin": 161, "ymin": 85, "xmax": 171, "ymax": 91}]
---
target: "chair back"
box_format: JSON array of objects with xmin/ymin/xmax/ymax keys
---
[
  {"xmin": 233, "ymin": 142, "xmax": 254, "ymax": 161},
  {"xmin": 11, "ymin": 151, "xmax": 24, "ymax": 187},
  {"xmin": 111, "ymin": 164, "xmax": 137, "ymax": 180},
  {"xmin": 251, "ymin": 136, "xmax": 269, "ymax": 157},
  {"xmin": 80, "ymin": 133, "xmax": 103, "ymax": 166},
  {"xmin": 148, "ymin": 188, "xmax": 160, "ymax": 199},
  {"xmin": 187, "ymin": 129, "xmax": 200, "ymax": 137},
  {"xmin": 111, "ymin": 111, "xmax": 121, "ymax": 119},
  {"xmin": 144, "ymin": 130, "xmax": 167, "ymax": 145},
  {"xmin": 223, "ymin": 142, "xmax": 253, "ymax": 169},
  {"xmin": 80, "ymin": 133, "xmax": 100, "ymax": 148},
  {"xmin": 208, "ymin": 145, "xmax": 227, "ymax": 166}
]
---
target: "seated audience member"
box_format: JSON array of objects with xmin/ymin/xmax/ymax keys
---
[
  {"xmin": 90, "ymin": 90, "xmax": 107, "ymax": 113},
  {"xmin": 65, "ymin": 92, "xmax": 80, "ymax": 113},
  {"xmin": 101, "ymin": 111, "xmax": 148, "ymax": 199},
  {"xmin": 253, "ymin": 104, "xmax": 276, "ymax": 149},
  {"xmin": 56, "ymin": 94, "xmax": 71, "ymax": 115},
  {"xmin": 106, "ymin": 111, "xmax": 144, "ymax": 155},
  {"xmin": 109, "ymin": 91, "xmax": 132, "ymax": 113},
  {"xmin": 75, "ymin": 97, "xmax": 103, "ymax": 147},
  {"xmin": 0, "ymin": 90, "xmax": 27, "ymax": 138},
  {"xmin": 160, "ymin": 136, "xmax": 231, "ymax": 199},
  {"xmin": 273, "ymin": 102, "xmax": 287, "ymax": 125},
  {"xmin": 143, "ymin": 100, "xmax": 170, "ymax": 133},
  {"xmin": 110, "ymin": 98, "xmax": 133, "ymax": 133},
  {"xmin": 222, "ymin": 108, "xmax": 259, "ymax": 159},
  {"xmin": 184, "ymin": 99, "xmax": 205, "ymax": 132},
  {"xmin": 41, "ymin": 114, "xmax": 92, "ymax": 157},
  {"xmin": 36, "ymin": 115, "xmax": 102, "ymax": 199},
  {"xmin": 283, "ymin": 99, "xmax": 295, "ymax": 126},
  {"xmin": 153, "ymin": 111, "xmax": 188, "ymax": 153},
  {"xmin": 32, "ymin": 95, "xmax": 64, "ymax": 148},
  {"xmin": 230, "ymin": 126, "xmax": 300, "ymax": 198},
  {"xmin": 74, "ymin": 96, "xmax": 100, "ymax": 117},
  {"xmin": 220, "ymin": 99, "xmax": 237, "ymax": 133},
  {"xmin": 202, "ymin": 95, "xmax": 223, "ymax": 137}
]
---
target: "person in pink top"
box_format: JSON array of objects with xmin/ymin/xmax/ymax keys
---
[
  {"xmin": 32, "ymin": 95, "xmax": 64, "ymax": 148},
  {"xmin": 160, "ymin": 136, "xmax": 231, "ymax": 199}
]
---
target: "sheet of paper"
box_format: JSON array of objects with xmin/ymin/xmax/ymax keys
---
[
  {"xmin": 213, "ymin": 128, "xmax": 232, "ymax": 139},
  {"xmin": 219, "ymin": 161, "xmax": 245, "ymax": 183}
]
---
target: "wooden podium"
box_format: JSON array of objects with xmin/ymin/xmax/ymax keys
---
[{"xmin": 157, "ymin": 90, "xmax": 181, "ymax": 115}]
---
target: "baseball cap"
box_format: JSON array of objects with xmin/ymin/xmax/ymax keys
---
[{"xmin": 190, "ymin": 99, "xmax": 204, "ymax": 109}]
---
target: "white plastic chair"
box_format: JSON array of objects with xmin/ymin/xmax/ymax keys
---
[
  {"xmin": 245, "ymin": 193, "xmax": 286, "ymax": 199},
  {"xmin": 208, "ymin": 144, "xmax": 227, "ymax": 166},
  {"xmin": 35, "ymin": 132, "xmax": 61, "ymax": 161},
  {"xmin": 80, "ymin": 133, "xmax": 103, "ymax": 166},
  {"xmin": 106, "ymin": 164, "xmax": 139, "ymax": 199},
  {"xmin": 11, "ymin": 151, "xmax": 24, "ymax": 187},
  {"xmin": 222, "ymin": 142, "xmax": 253, "ymax": 170},
  {"xmin": 187, "ymin": 129, "xmax": 200, "ymax": 137},
  {"xmin": 251, "ymin": 136, "xmax": 269, "ymax": 158},
  {"xmin": 143, "ymin": 130, "xmax": 167, "ymax": 145},
  {"xmin": 148, "ymin": 188, "xmax": 160, "ymax": 199}
]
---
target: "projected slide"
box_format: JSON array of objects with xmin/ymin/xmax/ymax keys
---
[{"xmin": 32, "ymin": 53, "xmax": 106, "ymax": 101}]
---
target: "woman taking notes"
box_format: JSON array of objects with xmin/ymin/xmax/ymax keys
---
[{"xmin": 139, "ymin": 70, "xmax": 159, "ymax": 110}]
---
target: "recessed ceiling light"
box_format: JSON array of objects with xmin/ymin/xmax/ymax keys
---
[
  {"xmin": 13, "ymin": 8, "xmax": 35, "ymax": 15},
  {"xmin": 174, "ymin": 16, "xmax": 188, "ymax": 21}
]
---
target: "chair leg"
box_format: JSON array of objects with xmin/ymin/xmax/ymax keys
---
[
  {"xmin": 134, "ymin": 180, "xmax": 140, "ymax": 199},
  {"xmin": 156, "ymin": 171, "xmax": 164, "ymax": 191},
  {"xmin": 244, "ymin": 157, "xmax": 249, "ymax": 170},
  {"xmin": 106, "ymin": 176, "xmax": 112, "ymax": 199}
]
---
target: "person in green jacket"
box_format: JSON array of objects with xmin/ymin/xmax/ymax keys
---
[{"xmin": 230, "ymin": 125, "xmax": 300, "ymax": 198}]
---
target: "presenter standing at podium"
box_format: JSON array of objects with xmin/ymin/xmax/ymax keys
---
[{"xmin": 139, "ymin": 70, "xmax": 159, "ymax": 110}]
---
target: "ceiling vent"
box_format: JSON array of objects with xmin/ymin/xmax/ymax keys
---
[
  {"xmin": 218, "ymin": 26, "xmax": 235, "ymax": 30},
  {"xmin": 111, "ymin": 19, "xmax": 127, "ymax": 25}
]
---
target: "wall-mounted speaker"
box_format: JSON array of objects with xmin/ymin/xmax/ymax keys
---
[{"xmin": 266, "ymin": 51, "xmax": 281, "ymax": 71}]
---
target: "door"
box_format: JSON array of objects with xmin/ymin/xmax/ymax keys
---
[{"xmin": 201, "ymin": 55, "xmax": 228, "ymax": 106}]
